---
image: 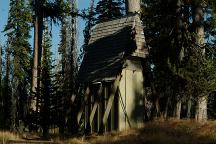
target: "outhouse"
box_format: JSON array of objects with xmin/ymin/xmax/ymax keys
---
[{"xmin": 77, "ymin": 0, "xmax": 148, "ymax": 133}]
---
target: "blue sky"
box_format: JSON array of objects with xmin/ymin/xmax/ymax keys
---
[
  {"xmin": 0, "ymin": 1, "xmax": 9, "ymax": 44},
  {"xmin": 0, "ymin": 0, "xmax": 98, "ymax": 56}
]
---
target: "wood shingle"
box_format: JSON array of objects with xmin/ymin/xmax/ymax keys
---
[{"xmin": 77, "ymin": 15, "xmax": 148, "ymax": 83}]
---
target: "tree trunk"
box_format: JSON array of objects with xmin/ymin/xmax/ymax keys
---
[
  {"xmin": 195, "ymin": 96, "xmax": 207, "ymax": 122},
  {"xmin": 193, "ymin": 0, "xmax": 207, "ymax": 123},
  {"xmin": 70, "ymin": 1, "xmax": 78, "ymax": 134},
  {"xmin": 58, "ymin": 5, "xmax": 78, "ymax": 133},
  {"xmin": 175, "ymin": 0, "xmax": 184, "ymax": 62},
  {"xmin": 126, "ymin": 0, "xmax": 141, "ymax": 14},
  {"xmin": 187, "ymin": 96, "xmax": 192, "ymax": 118},
  {"xmin": 4, "ymin": 44, "xmax": 15, "ymax": 130},
  {"xmin": 31, "ymin": 9, "xmax": 39, "ymax": 112},
  {"xmin": 41, "ymin": 18, "xmax": 49, "ymax": 138},
  {"xmin": 31, "ymin": 1, "xmax": 43, "ymax": 112},
  {"xmin": 175, "ymin": 99, "xmax": 182, "ymax": 119},
  {"xmin": 164, "ymin": 97, "xmax": 170, "ymax": 118},
  {"xmin": 0, "ymin": 45, "xmax": 2, "ymax": 94},
  {"xmin": 0, "ymin": 45, "xmax": 2, "ymax": 126}
]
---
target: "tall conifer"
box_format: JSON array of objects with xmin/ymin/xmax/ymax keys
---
[
  {"xmin": 4, "ymin": 0, "xmax": 31, "ymax": 130},
  {"xmin": 40, "ymin": 19, "xmax": 53, "ymax": 137},
  {"xmin": 95, "ymin": 0, "xmax": 124, "ymax": 23}
]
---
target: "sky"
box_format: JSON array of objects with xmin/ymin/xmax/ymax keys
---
[{"xmin": 0, "ymin": 0, "xmax": 98, "ymax": 57}]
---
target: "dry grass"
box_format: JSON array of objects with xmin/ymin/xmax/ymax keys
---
[
  {"xmin": 0, "ymin": 131, "xmax": 21, "ymax": 143},
  {"xmin": 59, "ymin": 138, "xmax": 89, "ymax": 144},
  {"xmin": 68, "ymin": 119, "xmax": 216, "ymax": 144},
  {"xmin": 2, "ymin": 119, "xmax": 216, "ymax": 144}
]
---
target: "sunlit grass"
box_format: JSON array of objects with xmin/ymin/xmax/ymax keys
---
[
  {"xmin": 0, "ymin": 131, "xmax": 20, "ymax": 143},
  {"xmin": 82, "ymin": 119, "xmax": 216, "ymax": 144},
  {"xmin": 62, "ymin": 138, "xmax": 89, "ymax": 144},
  {"xmin": 2, "ymin": 119, "xmax": 216, "ymax": 144}
]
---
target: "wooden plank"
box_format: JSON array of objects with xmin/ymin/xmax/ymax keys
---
[
  {"xmin": 90, "ymin": 88, "xmax": 95, "ymax": 132},
  {"xmin": 85, "ymin": 88, "xmax": 95, "ymax": 133},
  {"xmin": 89, "ymin": 92, "xmax": 98, "ymax": 124},
  {"xmin": 98, "ymin": 97, "xmax": 103, "ymax": 132},
  {"xmin": 77, "ymin": 87, "xmax": 90, "ymax": 124},
  {"xmin": 71, "ymin": 87, "xmax": 81, "ymax": 104},
  {"xmin": 118, "ymin": 89, "xmax": 132, "ymax": 128},
  {"xmin": 102, "ymin": 75, "xmax": 121, "ymax": 127},
  {"xmin": 104, "ymin": 84, "xmax": 108, "ymax": 132},
  {"xmin": 111, "ymin": 98, "xmax": 115, "ymax": 131},
  {"xmin": 89, "ymin": 84, "xmax": 103, "ymax": 125}
]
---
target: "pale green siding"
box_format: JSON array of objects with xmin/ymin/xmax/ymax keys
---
[{"xmin": 118, "ymin": 61, "xmax": 145, "ymax": 131}]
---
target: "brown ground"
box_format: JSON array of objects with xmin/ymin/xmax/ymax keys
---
[
  {"xmin": 66, "ymin": 119, "xmax": 216, "ymax": 144},
  {"xmin": 1, "ymin": 119, "xmax": 216, "ymax": 144}
]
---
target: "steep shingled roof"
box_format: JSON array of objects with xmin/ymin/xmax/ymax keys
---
[{"xmin": 77, "ymin": 15, "xmax": 148, "ymax": 83}]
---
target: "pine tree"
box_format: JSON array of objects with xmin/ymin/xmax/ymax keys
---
[
  {"xmin": 3, "ymin": 0, "xmax": 31, "ymax": 130},
  {"xmin": 31, "ymin": 0, "xmax": 69, "ymax": 113},
  {"xmin": 82, "ymin": 0, "xmax": 95, "ymax": 56},
  {"xmin": 30, "ymin": 0, "xmax": 69, "ymax": 133},
  {"xmin": 62, "ymin": 0, "xmax": 79, "ymax": 134},
  {"xmin": 0, "ymin": 44, "xmax": 2, "ymax": 127},
  {"xmin": 56, "ymin": 0, "xmax": 79, "ymax": 134},
  {"xmin": 3, "ymin": 41, "xmax": 13, "ymax": 130},
  {"xmin": 0, "ymin": 44, "xmax": 2, "ymax": 105},
  {"xmin": 57, "ymin": 15, "xmax": 68, "ymax": 134},
  {"xmin": 31, "ymin": 0, "xmax": 44, "ymax": 113},
  {"xmin": 95, "ymin": 0, "xmax": 124, "ymax": 23},
  {"xmin": 0, "ymin": 44, "xmax": 2, "ymax": 94},
  {"xmin": 141, "ymin": 0, "xmax": 216, "ymax": 120},
  {"xmin": 141, "ymin": 0, "xmax": 181, "ymax": 118},
  {"xmin": 40, "ymin": 19, "xmax": 53, "ymax": 137}
]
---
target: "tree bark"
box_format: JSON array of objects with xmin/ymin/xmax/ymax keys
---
[
  {"xmin": 4, "ymin": 44, "xmax": 15, "ymax": 130},
  {"xmin": 126, "ymin": 0, "xmax": 141, "ymax": 14},
  {"xmin": 193, "ymin": 0, "xmax": 207, "ymax": 123},
  {"xmin": 164, "ymin": 97, "xmax": 170, "ymax": 118},
  {"xmin": 0, "ymin": 45, "xmax": 2, "ymax": 94},
  {"xmin": 175, "ymin": 0, "xmax": 184, "ymax": 62},
  {"xmin": 187, "ymin": 96, "xmax": 192, "ymax": 118},
  {"xmin": 175, "ymin": 99, "xmax": 182, "ymax": 119},
  {"xmin": 0, "ymin": 45, "xmax": 1, "ymax": 119},
  {"xmin": 195, "ymin": 96, "xmax": 207, "ymax": 122},
  {"xmin": 31, "ymin": 0, "xmax": 43, "ymax": 112}
]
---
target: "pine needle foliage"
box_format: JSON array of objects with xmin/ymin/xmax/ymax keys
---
[
  {"xmin": 3, "ymin": 0, "xmax": 31, "ymax": 130},
  {"xmin": 141, "ymin": 0, "xmax": 216, "ymax": 118},
  {"xmin": 95, "ymin": 0, "xmax": 124, "ymax": 23}
]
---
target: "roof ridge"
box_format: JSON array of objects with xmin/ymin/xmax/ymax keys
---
[{"xmin": 93, "ymin": 14, "xmax": 140, "ymax": 28}]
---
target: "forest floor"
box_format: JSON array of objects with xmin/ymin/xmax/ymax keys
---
[{"xmin": 1, "ymin": 119, "xmax": 216, "ymax": 144}]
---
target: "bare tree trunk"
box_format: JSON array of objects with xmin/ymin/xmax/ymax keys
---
[
  {"xmin": 195, "ymin": 96, "xmax": 207, "ymax": 122},
  {"xmin": 4, "ymin": 43, "xmax": 15, "ymax": 130},
  {"xmin": 31, "ymin": 0, "xmax": 43, "ymax": 112},
  {"xmin": 31, "ymin": 17, "xmax": 38, "ymax": 111},
  {"xmin": 126, "ymin": 0, "xmax": 141, "ymax": 14},
  {"xmin": 175, "ymin": 99, "xmax": 182, "ymax": 119},
  {"xmin": 164, "ymin": 97, "xmax": 170, "ymax": 118},
  {"xmin": 187, "ymin": 96, "xmax": 192, "ymax": 118},
  {"xmin": 193, "ymin": 0, "xmax": 207, "ymax": 123},
  {"xmin": 163, "ymin": 86, "xmax": 171, "ymax": 118},
  {"xmin": 64, "ymin": 0, "xmax": 79, "ymax": 134}
]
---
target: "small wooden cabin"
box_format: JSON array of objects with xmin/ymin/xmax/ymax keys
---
[{"xmin": 77, "ymin": 13, "xmax": 149, "ymax": 133}]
